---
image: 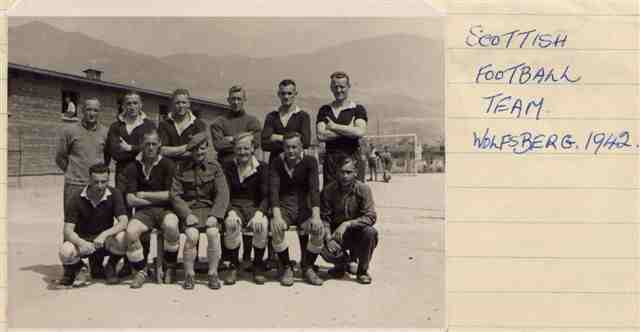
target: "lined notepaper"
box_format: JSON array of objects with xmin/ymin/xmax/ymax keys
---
[{"xmin": 444, "ymin": 0, "xmax": 639, "ymax": 330}]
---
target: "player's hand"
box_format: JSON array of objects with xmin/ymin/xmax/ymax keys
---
[
  {"xmin": 206, "ymin": 216, "xmax": 219, "ymax": 228},
  {"xmin": 185, "ymin": 214, "xmax": 199, "ymax": 226},
  {"xmin": 93, "ymin": 235, "xmax": 106, "ymax": 249},
  {"xmin": 78, "ymin": 240, "xmax": 96, "ymax": 256},
  {"xmin": 326, "ymin": 118, "xmax": 337, "ymax": 130},
  {"xmin": 248, "ymin": 211, "xmax": 265, "ymax": 234},
  {"xmin": 310, "ymin": 217, "xmax": 323, "ymax": 235},
  {"xmin": 326, "ymin": 238, "xmax": 341, "ymax": 254},
  {"xmin": 135, "ymin": 191, "xmax": 146, "ymax": 199},
  {"xmin": 332, "ymin": 222, "xmax": 350, "ymax": 243},
  {"xmin": 119, "ymin": 137, "xmax": 132, "ymax": 152},
  {"xmin": 223, "ymin": 136, "xmax": 235, "ymax": 143},
  {"xmin": 271, "ymin": 215, "xmax": 287, "ymax": 234}
]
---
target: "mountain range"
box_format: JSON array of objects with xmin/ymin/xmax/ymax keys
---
[{"xmin": 9, "ymin": 21, "xmax": 444, "ymax": 144}]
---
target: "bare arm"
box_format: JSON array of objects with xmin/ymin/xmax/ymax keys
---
[
  {"xmin": 63, "ymin": 223, "xmax": 87, "ymax": 247},
  {"xmin": 316, "ymin": 121, "xmax": 340, "ymax": 142},
  {"xmin": 160, "ymin": 145, "xmax": 190, "ymax": 157},
  {"xmin": 327, "ymin": 118, "xmax": 367, "ymax": 138},
  {"xmin": 97, "ymin": 215, "xmax": 129, "ymax": 239}
]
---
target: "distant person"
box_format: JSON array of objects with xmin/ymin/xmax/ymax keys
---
[
  {"xmin": 158, "ymin": 88, "xmax": 207, "ymax": 165},
  {"xmin": 261, "ymin": 79, "xmax": 311, "ymax": 163},
  {"xmin": 62, "ymin": 96, "xmax": 78, "ymax": 121},
  {"xmin": 316, "ymin": 71, "xmax": 368, "ymax": 187},
  {"xmin": 221, "ymin": 132, "xmax": 270, "ymax": 285},
  {"xmin": 321, "ymin": 154, "xmax": 378, "ymax": 284},
  {"xmin": 120, "ymin": 131, "xmax": 178, "ymax": 288},
  {"xmin": 57, "ymin": 163, "xmax": 128, "ymax": 286},
  {"xmin": 381, "ymin": 146, "xmax": 393, "ymax": 182},
  {"xmin": 210, "ymin": 85, "xmax": 262, "ymax": 164},
  {"xmin": 368, "ymin": 145, "xmax": 378, "ymax": 182},
  {"xmin": 55, "ymin": 97, "xmax": 108, "ymax": 218},
  {"xmin": 269, "ymin": 132, "xmax": 325, "ymax": 287},
  {"xmin": 170, "ymin": 133, "xmax": 230, "ymax": 290}
]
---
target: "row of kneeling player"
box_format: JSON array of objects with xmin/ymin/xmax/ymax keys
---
[{"xmin": 58, "ymin": 130, "xmax": 379, "ymax": 290}]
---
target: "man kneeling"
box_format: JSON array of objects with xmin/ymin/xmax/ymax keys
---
[
  {"xmin": 170, "ymin": 133, "xmax": 230, "ymax": 290},
  {"xmin": 121, "ymin": 130, "xmax": 178, "ymax": 288},
  {"xmin": 321, "ymin": 154, "xmax": 378, "ymax": 284},
  {"xmin": 58, "ymin": 163, "xmax": 128, "ymax": 286}
]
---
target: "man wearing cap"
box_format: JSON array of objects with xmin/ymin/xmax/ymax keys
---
[
  {"xmin": 221, "ymin": 132, "xmax": 269, "ymax": 285},
  {"xmin": 58, "ymin": 163, "xmax": 128, "ymax": 286},
  {"xmin": 169, "ymin": 132, "xmax": 230, "ymax": 290},
  {"xmin": 270, "ymin": 132, "xmax": 324, "ymax": 286},
  {"xmin": 321, "ymin": 153, "xmax": 378, "ymax": 284},
  {"xmin": 158, "ymin": 88, "xmax": 207, "ymax": 164},
  {"xmin": 316, "ymin": 71, "xmax": 368, "ymax": 186},
  {"xmin": 261, "ymin": 79, "xmax": 311, "ymax": 162},
  {"xmin": 119, "ymin": 130, "xmax": 178, "ymax": 288},
  {"xmin": 210, "ymin": 85, "xmax": 262, "ymax": 164}
]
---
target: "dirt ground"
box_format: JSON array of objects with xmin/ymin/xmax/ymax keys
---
[{"xmin": 7, "ymin": 174, "xmax": 444, "ymax": 329}]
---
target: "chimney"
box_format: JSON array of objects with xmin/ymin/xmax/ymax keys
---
[{"xmin": 83, "ymin": 68, "xmax": 103, "ymax": 81}]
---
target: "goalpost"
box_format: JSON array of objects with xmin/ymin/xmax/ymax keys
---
[{"xmin": 364, "ymin": 133, "xmax": 420, "ymax": 176}]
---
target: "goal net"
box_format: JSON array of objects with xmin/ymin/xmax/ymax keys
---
[{"xmin": 363, "ymin": 134, "xmax": 420, "ymax": 176}]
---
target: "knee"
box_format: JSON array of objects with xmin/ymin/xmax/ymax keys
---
[
  {"xmin": 108, "ymin": 232, "xmax": 127, "ymax": 254},
  {"xmin": 206, "ymin": 227, "xmax": 220, "ymax": 240},
  {"xmin": 125, "ymin": 220, "xmax": 145, "ymax": 241},
  {"xmin": 253, "ymin": 218, "xmax": 268, "ymax": 236},
  {"xmin": 362, "ymin": 226, "xmax": 378, "ymax": 241},
  {"xmin": 224, "ymin": 216, "xmax": 240, "ymax": 232},
  {"xmin": 184, "ymin": 228, "xmax": 200, "ymax": 247},
  {"xmin": 162, "ymin": 214, "xmax": 180, "ymax": 234},
  {"xmin": 58, "ymin": 242, "xmax": 77, "ymax": 262}
]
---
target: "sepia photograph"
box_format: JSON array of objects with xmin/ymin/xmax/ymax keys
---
[{"xmin": 6, "ymin": 12, "xmax": 444, "ymax": 329}]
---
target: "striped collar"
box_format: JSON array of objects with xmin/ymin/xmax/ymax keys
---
[{"xmin": 235, "ymin": 156, "xmax": 260, "ymax": 183}]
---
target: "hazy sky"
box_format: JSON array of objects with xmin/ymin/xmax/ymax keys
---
[{"xmin": 9, "ymin": 17, "xmax": 443, "ymax": 58}]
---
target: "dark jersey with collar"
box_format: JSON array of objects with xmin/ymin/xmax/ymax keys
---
[
  {"xmin": 222, "ymin": 159, "xmax": 269, "ymax": 213},
  {"xmin": 106, "ymin": 117, "xmax": 157, "ymax": 175},
  {"xmin": 65, "ymin": 186, "xmax": 127, "ymax": 238},
  {"xmin": 123, "ymin": 157, "xmax": 176, "ymax": 208},
  {"xmin": 269, "ymin": 154, "xmax": 320, "ymax": 208},
  {"xmin": 158, "ymin": 116, "xmax": 207, "ymax": 163},
  {"xmin": 261, "ymin": 110, "xmax": 311, "ymax": 155},
  {"xmin": 316, "ymin": 103, "xmax": 367, "ymax": 154}
]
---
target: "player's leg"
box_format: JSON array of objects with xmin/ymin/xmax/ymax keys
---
[
  {"xmin": 250, "ymin": 214, "xmax": 268, "ymax": 284},
  {"xmin": 104, "ymin": 231, "xmax": 126, "ymax": 284},
  {"xmin": 299, "ymin": 220, "xmax": 324, "ymax": 286},
  {"xmin": 343, "ymin": 225, "xmax": 378, "ymax": 284},
  {"xmin": 205, "ymin": 225, "xmax": 222, "ymax": 289},
  {"xmin": 125, "ymin": 217, "xmax": 151, "ymax": 289},
  {"xmin": 58, "ymin": 241, "xmax": 83, "ymax": 286},
  {"xmin": 182, "ymin": 227, "xmax": 199, "ymax": 290},
  {"xmin": 272, "ymin": 199, "xmax": 296, "ymax": 286},
  {"xmin": 161, "ymin": 212, "xmax": 180, "ymax": 284},
  {"xmin": 222, "ymin": 209, "xmax": 242, "ymax": 285}
]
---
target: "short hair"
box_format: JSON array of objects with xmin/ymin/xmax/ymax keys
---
[
  {"xmin": 330, "ymin": 71, "xmax": 351, "ymax": 86},
  {"xmin": 336, "ymin": 153, "xmax": 357, "ymax": 169},
  {"xmin": 234, "ymin": 132, "xmax": 255, "ymax": 147},
  {"xmin": 142, "ymin": 129, "xmax": 160, "ymax": 143},
  {"xmin": 283, "ymin": 131, "xmax": 303, "ymax": 142},
  {"xmin": 123, "ymin": 90, "xmax": 142, "ymax": 102},
  {"xmin": 172, "ymin": 88, "xmax": 190, "ymax": 100},
  {"xmin": 278, "ymin": 79, "xmax": 297, "ymax": 89},
  {"xmin": 89, "ymin": 163, "xmax": 110, "ymax": 175},
  {"xmin": 83, "ymin": 97, "xmax": 101, "ymax": 107},
  {"xmin": 228, "ymin": 85, "xmax": 247, "ymax": 99}
]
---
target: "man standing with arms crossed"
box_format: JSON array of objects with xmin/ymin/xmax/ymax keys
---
[
  {"xmin": 55, "ymin": 97, "xmax": 109, "ymax": 278},
  {"xmin": 316, "ymin": 71, "xmax": 368, "ymax": 186},
  {"xmin": 158, "ymin": 88, "xmax": 207, "ymax": 164},
  {"xmin": 210, "ymin": 85, "xmax": 262, "ymax": 164}
]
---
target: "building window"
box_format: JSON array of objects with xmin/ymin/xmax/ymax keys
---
[
  {"xmin": 159, "ymin": 104, "xmax": 169, "ymax": 122},
  {"xmin": 61, "ymin": 90, "xmax": 79, "ymax": 122}
]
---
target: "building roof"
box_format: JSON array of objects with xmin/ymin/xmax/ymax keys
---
[{"xmin": 8, "ymin": 62, "xmax": 230, "ymax": 110}]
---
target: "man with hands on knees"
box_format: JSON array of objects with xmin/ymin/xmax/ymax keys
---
[
  {"xmin": 58, "ymin": 163, "xmax": 128, "ymax": 286},
  {"xmin": 270, "ymin": 132, "xmax": 325, "ymax": 287},
  {"xmin": 120, "ymin": 130, "xmax": 178, "ymax": 288},
  {"xmin": 321, "ymin": 153, "xmax": 378, "ymax": 285},
  {"xmin": 169, "ymin": 132, "xmax": 230, "ymax": 290}
]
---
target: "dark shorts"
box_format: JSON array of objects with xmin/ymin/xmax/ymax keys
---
[
  {"xmin": 278, "ymin": 194, "xmax": 311, "ymax": 226},
  {"xmin": 133, "ymin": 207, "xmax": 172, "ymax": 229},
  {"xmin": 368, "ymin": 157, "xmax": 377, "ymax": 168},
  {"xmin": 179, "ymin": 206, "xmax": 220, "ymax": 232}
]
